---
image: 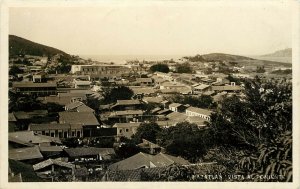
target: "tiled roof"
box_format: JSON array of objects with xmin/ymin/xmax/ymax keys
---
[
  {"xmin": 64, "ymin": 147, "xmax": 115, "ymax": 158},
  {"xmin": 156, "ymin": 109, "xmax": 172, "ymax": 115},
  {"xmin": 76, "ymin": 104, "xmax": 95, "ymax": 112},
  {"xmin": 160, "ymin": 100, "xmax": 169, "ymax": 104},
  {"xmin": 9, "ymin": 159, "xmax": 42, "ymax": 182},
  {"xmin": 29, "ymin": 123, "xmax": 71, "ymax": 131},
  {"xmin": 194, "ymin": 84, "xmax": 210, "ymax": 90},
  {"xmin": 74, "ymin": 80, "xmax": 91, "ymax": 85},
  {"xmin": 130, "ymin": 87, "xmax": 156, "ymax": 95},
  {"xmin": 108, "ymin": 152, "xmax": 190, "ymax": 171},
  {"xmin": 59, "ymin": 112, "xmax": 99, "ymax": 126},
  {"xmin": 136, "ymin": 78, "xmax": 152, "ymax": 83},
  {"xmin": 58, "ymin": 93, "xmax": 87, "ymax": 98},
  {"xmin": 186, "ymin": 116, "xmax": 207, "ymax": 126},
  {"xmin": 203, "ymin": 91, "xmax": 215, "ymax": 96},
  {"xmin": 142, "ymin": 97, "xmax": 164, "ymax": 104},
  {"xmin": 103, "ymin": 167, "xmax": 167, "ymax": 181},
  {"xmin": 150, "ymin": 107, "xmax": 162, "ymax": 114},
  {"xmin": 12, "ymin": 82, "xmax": 57, "ymax": 88},
  {"xmin": 9, "ymin": 113, "xmax": 17, "ymax": 122},
  {"xmin": 108, "ymin": 152, "xmax": 151, "ymax": 170},
  {"xmin": 70, "ymin": 124, "xmax": 84, "ymax": 129},
  {"xmin": 166, "ymin": 112, "xmax": 188, "ymax": 121},
  {"xmin": 33, "ymin": 158, "xmax": 74, "ymax": 171},
  {"xmin": 113, "ymin": 122, "xmax": 141, "ymax": 128},
  {"xmin": 159, "ymin": 88, "xmax": 177, "ymax": 94},
  {"xmin": 65, "ymin": 101, "xmax": 84, "ymax": 110},
  {"xmin": 109, "ymin": 110, "xmax": 143, "ymax": 117},
  {"xmin": 9, "ymin": 131, "xmax": 61, "ymax": 145},
  {"xmin": 156, "ymin": 120, "xmax": 177, "ymax": 127},
  {"xmin": 38, "ymin": 96, "xmax": 74, "ymax": 106},
  {"xmin": 211, "ymin": 85, "xmax": 242, "ymax": 91},
  {"xmin": 39, "ymin": 93, "xmax": 88, "ymax": 106},
  {"xmin": 69, "ymin": 89, "xmax": 94, "ymax": 95},
  {"xmin": 186, "ymin": 106, "xmax": 212, "ymax": 116},
  {"xmin": 169, "ymin": 103, "xmax": 183, "ymax": 108},
  {"xmin": 115, "ymin": 100, "xmax": 141, "ymax": 105},
  {"xmin": 39, "ymin": 146, "xmax": 63, "ymax": 152},
  {"xmin": 9, "ymin": 146, "xmax": 43, "ymax": 161}
]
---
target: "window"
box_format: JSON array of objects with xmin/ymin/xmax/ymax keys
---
[
  {"xmin": 42, "ymin": 131, "xmax": 45, "ymax": 135},
  {"xmin": 119, "ymin": 129, "xmax": 122, "ymax": 133},
  {"xmin": 50, "ymin": 133, "xmax": 54, "ymax": 137},
  {"xmin": 125, "ymin": 129, "xmax": 129, "ymax": 132}
]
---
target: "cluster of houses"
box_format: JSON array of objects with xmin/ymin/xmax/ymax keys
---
[{"xmin": 8, "ymin": 55, "xmax": 257, "ymax": 182}]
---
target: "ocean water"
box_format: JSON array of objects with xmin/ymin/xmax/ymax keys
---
[{"xmin": 79, "ymin": 54, "xmax": 186, "ymax": 64}]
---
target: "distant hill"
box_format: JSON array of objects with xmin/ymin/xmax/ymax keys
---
[
  {"xmin": 201, "ymin": 53, "xmax": 254, "ymax": 62},
  {"xmin": 9, "ymin": 35, "xmax": 69, "ymax": 57},
  {"xmin": 185, "ymin": 52, "xmax": 292, "ymax": 67},
  {"xmin": 262, "ymin": 48, "xmax": 292, "ymax": 57}
]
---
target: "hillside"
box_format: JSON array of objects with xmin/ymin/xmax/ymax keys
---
[
  {"xmin": 9, "ymin": 35, "xmax": 69, "ymax": 57},
  {"xmin": 201, "ymin": 53, "xmax": 254, "ymax": 62},
  {"xmin": 262, "ymin": 48, "xmax": 292, "ymax": 57},
  {"xmin": 185, "ymin": 52, "xmax": 291, "ymax": 67}
]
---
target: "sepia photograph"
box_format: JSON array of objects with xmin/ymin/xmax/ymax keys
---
[{"xmin": 0, "ymin": 0, "xmax": 299, "ymax": 188}]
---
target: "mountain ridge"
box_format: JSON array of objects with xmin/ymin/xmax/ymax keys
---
[
  {"xmin": 9, "ymin": 35, "xmax": 69, "ymax": 57},
  {"xmin": 261, "ymin": 48, "xmax": 292, "ymax": 57},
  {"xmin": 201, "ymin": 53, "xmax": 254, "ymax": 62}
]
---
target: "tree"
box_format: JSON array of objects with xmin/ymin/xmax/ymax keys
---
[
  {"xmin": 9, "ymin": 92, "xmax": 45, "ymax": 112},
  {"xmin": 9, "ymin": 65, "xmax": 23, "ymax": 76},
  {"xmin": 256, "ymin": 66, "xmax": 266, "ymax": 73},
  {"xmin": 102, "ymin": 86, "xmax": 134, "ymax": 104},
  {"xmin": 133, "ymin": 122, "xmax": 162, "ymax": 144},
  {"xmin": 198, "ymin": 95, "xmax": 216, "ymax": 109},
  {"xmin": 205, "ymin": 78, "xmax": 292, "ymax": 181},
  {"xmin": 115, "ymin": 137, "xmax": 140, "ymax": 159},
  {"xmin": 46, "ymin": 102, "xmax": 64, "ymax": 113},
  {"xmin": 227, "ymin": 74, "xmax": 242, "ymax": 85},
  {"xmin": 158, "ymin": 122, "xmax": 210, "ymax": 162},
  {"xmin": 150, "ymin": 63, "xmax": 170, "ymax": 73},
  {"xmin": 203, "ymin": 68, "xmax": 213, "ymax": 75},
  {"xmin": 183, "ymin": 54, "xmax": 205, "ymax": 62},
  {"xmin": 176, "ymin": 63, "xmax": 193, "ymax": 73},
  {"xmin": 55, "ymin": 64, "xmax": 71, "ymax": 73},
  {"xmin": 86, "ymin": 97, "xmax": 100, "ymax": 112}
]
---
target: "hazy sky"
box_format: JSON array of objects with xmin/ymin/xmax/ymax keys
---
[{"xmin": 9, "ymin": 1, "xmax": 292, "ymax": 56}]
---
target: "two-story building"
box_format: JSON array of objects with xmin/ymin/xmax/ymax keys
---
[
  {"xmin": 12, "ymin": 82, "xmax": 57, "ymax": 96},
  {"xmin": 28, "ymin": 123, "xmax": 84, "ymax": 138}
]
